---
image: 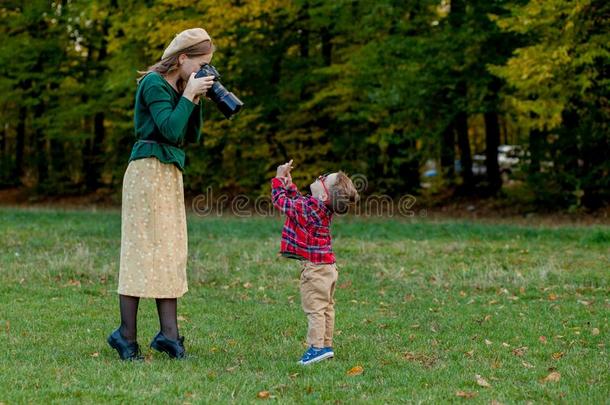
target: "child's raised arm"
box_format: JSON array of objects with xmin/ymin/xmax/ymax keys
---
[{"xmin": 271, "ymin": 160, "xmax": 310, "ymax": 226}]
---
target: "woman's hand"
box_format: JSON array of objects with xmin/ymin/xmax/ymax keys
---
[{"xmin": 183, "ymin": 73, "xmax": 215, "ymax": 103}]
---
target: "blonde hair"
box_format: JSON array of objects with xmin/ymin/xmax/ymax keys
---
[
  {"xmin": 136, "ymin": 40, "xmax": 214, "ymax": 92},
  {"xmin": 329, "ymin": 171, "xmax": 360, "ymax": 214}
]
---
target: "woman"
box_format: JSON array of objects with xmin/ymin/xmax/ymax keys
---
[{"xmin": 107, "ymin": 28, "xmax": 215, "ymax": 360}]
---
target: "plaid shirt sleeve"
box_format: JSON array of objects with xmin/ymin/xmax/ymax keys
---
[{"xmin": 271, "ymin": 178, "xmax": 309, "ymax": 226}]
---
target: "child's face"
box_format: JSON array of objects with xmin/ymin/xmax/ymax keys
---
[{"xmin": 310, "ymin": 173, "xmax": 338, "ymax": 202}]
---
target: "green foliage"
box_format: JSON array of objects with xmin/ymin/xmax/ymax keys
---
[
  {"xmin": 0, "ymin": 0, "xmax": 607, "ymax": 207},
  {"xmin": 489, "ymin": 0, "xmax": 610, "ymax": 207}
]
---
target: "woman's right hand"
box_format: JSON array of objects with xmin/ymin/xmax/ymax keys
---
[{"xmin": 183, "ymin": 72, "xmax": 215, "ymax": 103}]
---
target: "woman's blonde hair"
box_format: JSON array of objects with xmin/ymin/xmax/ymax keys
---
[
  {"xmin": 329, "ymin": 172, "xmax": 360, "ymax": 214},
  {"xmin": 137, "ymin": 40, "xmax": 214, "ymax": 92}
]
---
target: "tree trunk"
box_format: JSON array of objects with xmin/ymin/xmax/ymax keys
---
[
  {"xmin": 440, "ymin": 121, "xmax": 455, "ymax": 181},
  {"xmin": 528, "ymin": 129, "xmax": 542, "ymax": 174},
  {"xmin": 455, "ymin": 111, "xmax": 473, "ymax": 192},
  {"xmin": 15, "ymin": 106, "xmax": 26, "ymax": 181},
  {"xmin": 484, "ymin": 111, "xmax": 502, "ymax": 193},
  {"xmin": 321, "ymin": 26, "xmax": 332, "ymax": 67},
  {"xmin": 33, "ymin": 101, "xmax": 48, "ymax": 187}
]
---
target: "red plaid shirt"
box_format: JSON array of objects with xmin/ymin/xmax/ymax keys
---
[{"xmin": 271, "ymin": 177, "xmax": 335, "ymax": 264}]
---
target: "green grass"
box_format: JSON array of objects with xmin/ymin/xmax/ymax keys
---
[{"xmin": 0, "ymin": 207, "xmax": 608, "ymax": 404}]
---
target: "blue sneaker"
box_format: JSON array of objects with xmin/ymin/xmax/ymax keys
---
[
  {"xmin": 323, "ymin": 346, "xmax": 334, "ymax": 358},
  {"xmin": 298, "ymin": 346, "xmax": 334, "ymax": 365}
]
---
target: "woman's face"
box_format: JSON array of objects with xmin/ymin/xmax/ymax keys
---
[{"xmin": 178, "ymin": 53, "xmax": 214, "ymax": 79}]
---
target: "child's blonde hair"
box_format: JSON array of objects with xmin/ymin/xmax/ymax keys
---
[{"xmin": 329, "ymin": 171, "xmax": 359, "ymax": 214}]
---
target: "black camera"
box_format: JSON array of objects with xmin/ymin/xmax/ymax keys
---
[{"xmin": 195, "ymin": 64, "xmax": 243, "ymax": 119}]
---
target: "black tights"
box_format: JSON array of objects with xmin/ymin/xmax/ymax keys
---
[{"xmin": 118, "ymin": 295, "xmax": 179, "ymax": 342}]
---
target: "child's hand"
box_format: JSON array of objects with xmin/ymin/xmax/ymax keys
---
[{"xmin": 276, "ymin": 159, "xmax": 294, "ymax": 185}]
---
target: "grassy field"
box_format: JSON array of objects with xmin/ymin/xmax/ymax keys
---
[{"xmin": 0, "ymin": 207, "xmax": 608, "ymax": 404}]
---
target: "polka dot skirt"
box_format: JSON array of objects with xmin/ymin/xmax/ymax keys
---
[{"xmin": 118, "ymin": 158, "xmax": 188, "ymax": 298}]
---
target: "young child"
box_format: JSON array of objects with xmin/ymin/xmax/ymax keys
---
[{"xmin": 271, "ymin": 159, "xmax": 359, "ymax": 365}]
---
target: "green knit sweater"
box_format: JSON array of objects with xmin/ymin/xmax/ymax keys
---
[{"xmin": 129, "ymin": 72, "xmax": 202, "ymax": 171}]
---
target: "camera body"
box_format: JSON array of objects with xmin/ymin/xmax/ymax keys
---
[{"xmin": 195, "ymin": 64, "xmax": 243, "ymax": 119}]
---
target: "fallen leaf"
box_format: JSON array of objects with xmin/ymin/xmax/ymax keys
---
[
  {"xmin": 66, "ymin": 279, "xmax": 81, "ymax": 287},
  {"xmin": 289, "ymin": 372, "xmax": 299, "ymax": 379},
  {"xmin": 539, "ymin": 336, "xmax": 547, "ymax": 344},
  {"xmin": 592, "ymin": 328, "xmax": 600, "ymax": 336},
  {"xmin": 177, "ymin": 315, "xmax": 188, "ymax": 322},
  {"xmin": 502, "ymin": 342, "xmax": 510, "ymax": 347},
  {"xmin": 91, "ymin": 352, "xmax": 99, "ymax": 357},
  {"xmin": 552, "ymin": 352, "xmax": 564, "ymax": 360},
  {"xmin": 485, "ymin": 339, "xmax": 493, "ymax": 345},
  {"xmin": 484, "ymin": 315, "xmax": 492, "ymax": 322},
  {"xmin": 243, "ymin": 282, "xmax": 252, "ymax": 289},
  {"xmin": 256, "ymin": 390, "xmax": 270, "ymax": 399},
  {"xmin": 459, "ymin": 291, "xmax": 467, "ymax": 297},
  {"xmin": 465, "ymin": 350, "xmax": 474, "ymax": 358},
  {"xmin": 475, "ymin": 374, "xmax": 491, "ymax": 388},
  {"xmin": 548, "ymin": 293, "xmax": 558, "ymax": 301},
  {"xmin": 512, "ymin": 346, "xmax": 528, "ymax": 356},
  {"xmin": 456, "ymin": 391, "xmax": 477, "ymax": 398},
  {"xmin": 578, "ymin": 300, "xmax": 592, "ymax": 306},
  {"xmin": 347, "ymin": 365, "xmax": 364, "ymax": 376},
  {"xmin": 403, "ymin": 352, "xmax": 437, "ymax": 367},
  {"xmin": 522, "ymin": 361, "xmax": 534, "ymax": 368},
  {"xmin": 490, "ymin": 400, "xmax": 504, "ymax": 405},
  {"xmin": 540, "ymin": 371, "xmax": 561, "ymax": 383}
]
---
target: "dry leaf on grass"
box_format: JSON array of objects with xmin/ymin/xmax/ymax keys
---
[
  {"xmin": 404, "ymin": 351, "xmax": 437, "ymax": 367},
  {"xmin": 552, "ymin": 352, "xmax": 564, "ymax": 360},
  {"xmin": 539, "ymin": 336, "xmax": 547, "ymax": 344},
  {"xmin": 455, "ymin": 390, "xmax": 477, "ymax": 398},
  {"xmin": 347, "ymin": 365, "xmax": 364, "ymax": 376},
  {"xmin": 512, "ymin": 346, "xmax": 528, "ymax": 356},
  {"xmin": 475, "ymin": 374, "xmax": 491, "ymax": 388},
  {"xmin": 65, "ymin": 279, "xmax": 81, "ymax": 287},
  {"xmin": 540, "ymin": 371, "xmax": 561, "ymax": 383},
  {"xmin": 90, "ymin": 352, "xmax": 99, "ymax": 357},
  {"xmin": 522, "ymin": 361, "xmax": 534, "ymax": 368},
  {"xmin": 256, "ymin": 391, "xmax": 270, "ymax": 399},
  {"xmin": 485, "ymin": 339, "xmax": 493, "ymax": 345},
  {"xmin": 592, "ymin": 328, "xmax": 600, "ymax": 336}
]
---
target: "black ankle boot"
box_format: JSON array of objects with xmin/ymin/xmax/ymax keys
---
[
  {"xmin": 107, "ymin": 328, "xmax": 142, "ymax": 361},
  {"xmin": 150, "ymin": 331, "xmax": 186, "ymax": 359}
]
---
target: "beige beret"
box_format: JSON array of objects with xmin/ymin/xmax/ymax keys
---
[{"xmin": 162, "ymin": 28, "xmax": 212, "ymax": 60}]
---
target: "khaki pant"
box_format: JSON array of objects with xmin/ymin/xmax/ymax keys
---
[{"xmin": 300, "ymin": 261, "xmax": 338, "ymax": 348}]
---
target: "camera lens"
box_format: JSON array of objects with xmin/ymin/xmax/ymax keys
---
[{"xmin": 195, "ymin": 65, "xmax": 244, "ymax": 119}]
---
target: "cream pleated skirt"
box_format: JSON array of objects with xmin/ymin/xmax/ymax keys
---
[{"xmin": 118, "ymin": 157, "xmax": 188, "ymax": 298}]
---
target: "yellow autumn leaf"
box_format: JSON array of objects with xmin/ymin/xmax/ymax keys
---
[
  {"xmin": 347, "ymin": 365, "xmax": 364, "ymax": 376},
  {"xmin": 552, "ymin": 352, "xmax": 564, "ymax": 360},
  {"xmin": 541, "ymin": 371, "xmax": 561, "ymax": 383},
  {"xmin": 256, "ymin": 390, "xmax": 270, "ymax": 399},
  {"xmin": 455, "ymin": 390, "xmax": 477, "ymax": 398}
]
